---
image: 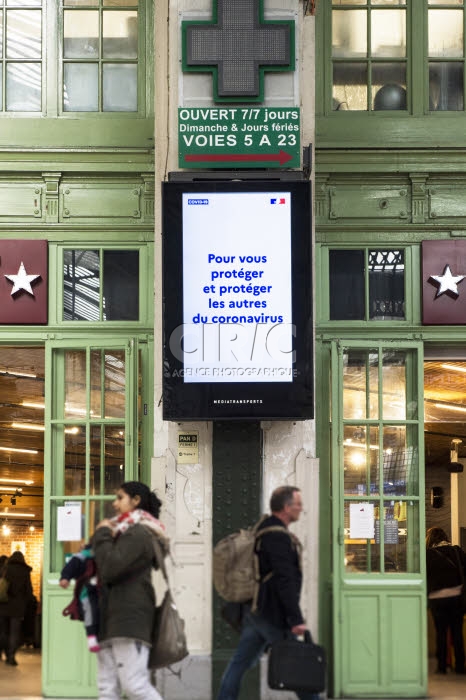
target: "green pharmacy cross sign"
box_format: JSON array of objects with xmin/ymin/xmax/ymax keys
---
[{"xmin": 182, "ymin": 0, "xmax": 295, "ymax": 103}]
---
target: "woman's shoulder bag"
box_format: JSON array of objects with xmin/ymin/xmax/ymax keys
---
[{"xmin": 148, "ymin": 536, "xmax": 189, "ymax": 670}]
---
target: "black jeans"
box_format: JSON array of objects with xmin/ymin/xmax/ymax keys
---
[
  {"xmin": 429, "ymin": 595, "xmax": 465, "ymax": 673},
  {"xmin": 0, "ymin": 616, "xmax": 8, "ymax": 657},
  {"xmin": 0, "ymin": 616, "xmax": 22, "ymax": 660}
]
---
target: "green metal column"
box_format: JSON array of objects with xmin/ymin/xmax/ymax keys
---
[{"xmin": 212, "ymin": 421, "xmax": 262, "ymax": 700}]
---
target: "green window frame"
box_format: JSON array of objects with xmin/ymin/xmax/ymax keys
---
[
  {"xmin": 61, "ymin": 0, "xmax": 141, "ymax": 114},
  {"xmin": 317, "ymin": 0, "xmax": 466, "ymax": 147},
  {"xmin": 48, "ymin": 243, "xmax": 153, "ymax": 327},
  {"xmin": 317, "ymin": 245, "xmax": 411, "ymax": 324},
  {"xmin": 0, "ymin": 0, "xmax": 43, "ymax": 112},
  {"xmin": 0, "ymin": 0, "xmax": 151, "ymax": 116}
]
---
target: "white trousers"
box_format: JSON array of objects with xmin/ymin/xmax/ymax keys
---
[{"xmin": 97, "ymin": 638, "xmax": 163, "ymax": 700}]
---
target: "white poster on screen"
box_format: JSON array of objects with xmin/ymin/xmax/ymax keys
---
[{"xmin": 182, "ymin": 192, "xmax": 293, "ymax": 383}]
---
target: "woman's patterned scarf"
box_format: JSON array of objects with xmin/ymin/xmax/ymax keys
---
[{"xmin": 109, "ymin": 508, "xmax": 170, "ymax": 555}]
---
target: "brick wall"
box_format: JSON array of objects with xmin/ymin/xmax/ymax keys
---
[{"xmin": 0, "ymin": 523, "xmax": 43, "ymax": 602}]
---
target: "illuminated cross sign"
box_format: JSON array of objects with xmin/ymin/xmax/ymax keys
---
[{"xmin": 182, "ymin": 0, "xmax": 294, "ymax": 103}]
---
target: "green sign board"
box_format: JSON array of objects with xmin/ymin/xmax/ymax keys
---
[{"xmin": 178, "ymin": 107, "xmax": 300, "ymax": 169}]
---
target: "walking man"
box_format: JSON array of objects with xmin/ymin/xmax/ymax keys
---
[{"xmin": 217, "ymin": 485, "xmax": 320, "ymax": 700}]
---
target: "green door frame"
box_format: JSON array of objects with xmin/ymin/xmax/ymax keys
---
[
  {"xmin": 41, "ymin": 335, "xmax": 151, "ymax": 697},
  {"xmin": 328, "ymin": 339, "xmax": 427, "ymax": 697}
]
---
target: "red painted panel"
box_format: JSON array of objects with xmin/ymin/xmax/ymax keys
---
[{"xmin": 0, "ymin": 240, "xmax": 47, "ymax": 324}]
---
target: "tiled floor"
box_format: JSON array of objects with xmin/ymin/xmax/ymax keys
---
[{"xmin": 1, "ymin": 649, "xmax": 466, "ymax": 699}]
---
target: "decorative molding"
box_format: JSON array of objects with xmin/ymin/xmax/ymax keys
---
[
  {"xmin": 409, "ymin": 173, "xmax": 428, "ymax": 225},
  {"xmin": 42, "ymin": 173, "xmax": 61, "ymax": 223}
]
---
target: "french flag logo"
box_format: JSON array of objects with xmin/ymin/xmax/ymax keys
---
[{"xmin": 270, "ymin": 197, "xmax": 286, "ymax": 205}]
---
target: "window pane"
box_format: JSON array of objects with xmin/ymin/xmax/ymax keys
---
[
  {"xmin": 372, "ymin": 66, "xmax": 407, "ymax": 110},
  {"xmin": 371, "ymin": 10, "xmax": 406, "ymax": 58},
  {"xmin": 63, "ymin": 62, "xmax": 98, "ymax": 111},
  {"xmin": 89, "ymin": 499, "xmax": 114, "ymax": 533},
  {"xmin": 6, "ymin": 62, "xmax": 40, "ymax": 110},
  {"xmin": 64, "ymin": 0, "xmax": 99, "ymax": 5},
  {"xmin": 64, "ymin": 250, "xmax": 100, "ymax": 319},
  {"xmin": 343, "ymin": 349, "xmax": 379, "ymax": 420},
  {"xmin": 90, "ymin": 350, "xmax": 102, "ymax": 419},
  {"xmin": 383, "ymin": 427, "xmax": 418, "ymax": 497},
  {"xmin": 382, "ymin": 350, "xmax": 406, "ymax": 420},
  {"xmin": 344, "ymin": 500, "xmax": 380, "ymax": 574},
  {"xmin": 104, "ymin": 0, "xmax": 138, "ymax": 5},
  {"xmin": 90, "ymin": 425, "xmax": 125, "ymax": 495},
  {"xmin": 345, "ymin": 500, "xmax": 419, "ymax": 573},
  {"xmin": 344, "ymin": 425, "xmax": 379, "ymax": 496},
  {"xmin": 102, "ymin": 62, "xmax": 137, "ymax": 111},
  {"xmin": 6, "ymin": 10, "xmax": 41, "ymax": 58},
  {"xmin": 429, "ymin": 0, "xmax": 462, "ymax": 4},
  {"xmin": 103, "ymin": 350, "xmax": 125, "ymax": 419},
  {"xmin": 64, "ymin": 425, "xmax": 86, "ymax": 495},
  {"xmin": 64, "ymin": 10, "xmax": 99, "ymax": 58},
  {"xmin": 332, "ymin": 10, "xmax": 367, "ymax": 58},
  {"xmin": 371, "ymin": 0, "xmax": 406, "ymax": 4},
  {"xmin": 65, "ymin": 351, "xmax": 87, "ymax": 419},
  {"xmin": 429, "ymin": 62, "xmax": 464, "ymax": 110},
  {"xmin": 428, "ymin": 10, "xmax": 463, "ymax": 58},
  {"xmin": 103, "ymin": 10, "xmax": 137, "ymax": 58},
  {"xmin": 7, "ymin": 0, "xmax": 42, "ymax": 6},
  {"xmin": 103, "ymin": 250, "xmax": 139, "ymax": 320},
  {"xmin": 333, "ymin": 62, "xmax": 367, "ymax": 110},
  {"xmin": 369, "ymin": 250, "xmax": 405, "ymax": 320},
  {"xmin": 0, "ymin": 14, "xmax": 3, "ymax": 57},
  {"xmin": 329, "ymin": 249, "xmax": 365, "ymax": 319},
  {"xmin": 332, "ymin": 0, "xmax": 366, "ymax": 5}
]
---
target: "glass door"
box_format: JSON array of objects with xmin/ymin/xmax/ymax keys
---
[
  {"xmin": 331, "ymin": 340, "xmax": 427, "ymax": 697},
  {"xmin": 42, "ymin": 339, "xmax": 141, "ymax": 697}
]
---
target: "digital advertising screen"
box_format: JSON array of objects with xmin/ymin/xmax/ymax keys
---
[{"xmin": 162, "ymin": 180, "xmax": 313, "ymax": 420}]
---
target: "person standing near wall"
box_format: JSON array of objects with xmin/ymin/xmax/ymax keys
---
[
  {"xmin": 92, "ymin": 481, "xmax": 168, "ymax": 700},
  {"xmin": 217, "ymin": 485, "xmax": 320, "ymax": 700},
  {"xmin": 0, "ymin": 550, "xmax": 33, "ymax": 666},
  {"xmin": 426, "ymin": 526, "xmax": 466, "ymax": 675}
]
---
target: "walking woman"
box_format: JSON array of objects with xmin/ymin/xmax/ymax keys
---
[
  {"xmin": 0, "ymin": 550, "xmax": 33, "ymax": 666},
  {"xmin": 426, "ymin": 526, "xmax": 466, "ymax": 674},
  {"xmin": 93, "ymin": 481, "xmax": 169, "ymax": 700}
]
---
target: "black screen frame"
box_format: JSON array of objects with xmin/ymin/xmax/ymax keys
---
[{"xmin": 162, "ymin": 180, "xmax": 313, "ymax": 420}]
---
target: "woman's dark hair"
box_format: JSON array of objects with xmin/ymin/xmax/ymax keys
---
[
  {"xmin": 120, "ymin": 481, "xmax": 162, "ymax": 518},
  {"xmin": 426, "ymin": 526, "xmax": 450, "ymax": 549},
  {"xmin": 9, "ymin": 550, "xmax": 25, "ymax": 563}
]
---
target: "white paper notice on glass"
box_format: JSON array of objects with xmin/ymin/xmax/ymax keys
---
[
  {"xmin": 349, "ymin": 502, "xmax": 375, "ymax": 539},
  {"xmin": 57, "ymin": 503, "xmax": 82, "ymax": 541}
]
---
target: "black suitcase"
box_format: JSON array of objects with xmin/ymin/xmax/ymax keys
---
[{"xmin": 268, "ymin": 630, "xmax": 326, "ymax": 693}]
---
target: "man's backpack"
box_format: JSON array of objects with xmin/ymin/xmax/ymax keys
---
[{"xmin": 212, "ymin": 516, "xmax": 296, "ymax": 605}]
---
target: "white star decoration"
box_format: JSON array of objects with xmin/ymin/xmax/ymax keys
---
[
  {"xmin": 4, "ymin": 261, "xmax": 41, "ymax": 296},
  {"xmin": 429, "ymin": 265, "xmax": 465, "ymax": 298}
]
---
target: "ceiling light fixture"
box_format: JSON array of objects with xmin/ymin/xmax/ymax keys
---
[
  {"xmin": 1, "ymin": 512, "xmax": 35, "ymax": 518},
  {"xmin": 0, "ymin": 369, "xmax": 37, "ymax": 378},
  {"xmin": 0, "ymin": 478, "xmax": 34, "ymax": 486},
  {"xmin": 0, "ymin": 446, "xmax": 38, "ymax": 454},
  {"xmin": 11, "ymin": 422, "xmax": 45, "ymax": 431},
  {"xmin": 21, "ymin": 401, "xmax": 45, "ymax": 409},
  {"xmin": 441, "ymin": 363, "xmax": 466, "ymax": 374},
  {"xmin": 434, "ymin": 402, "xmax": 466, "ymax": 414}
]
